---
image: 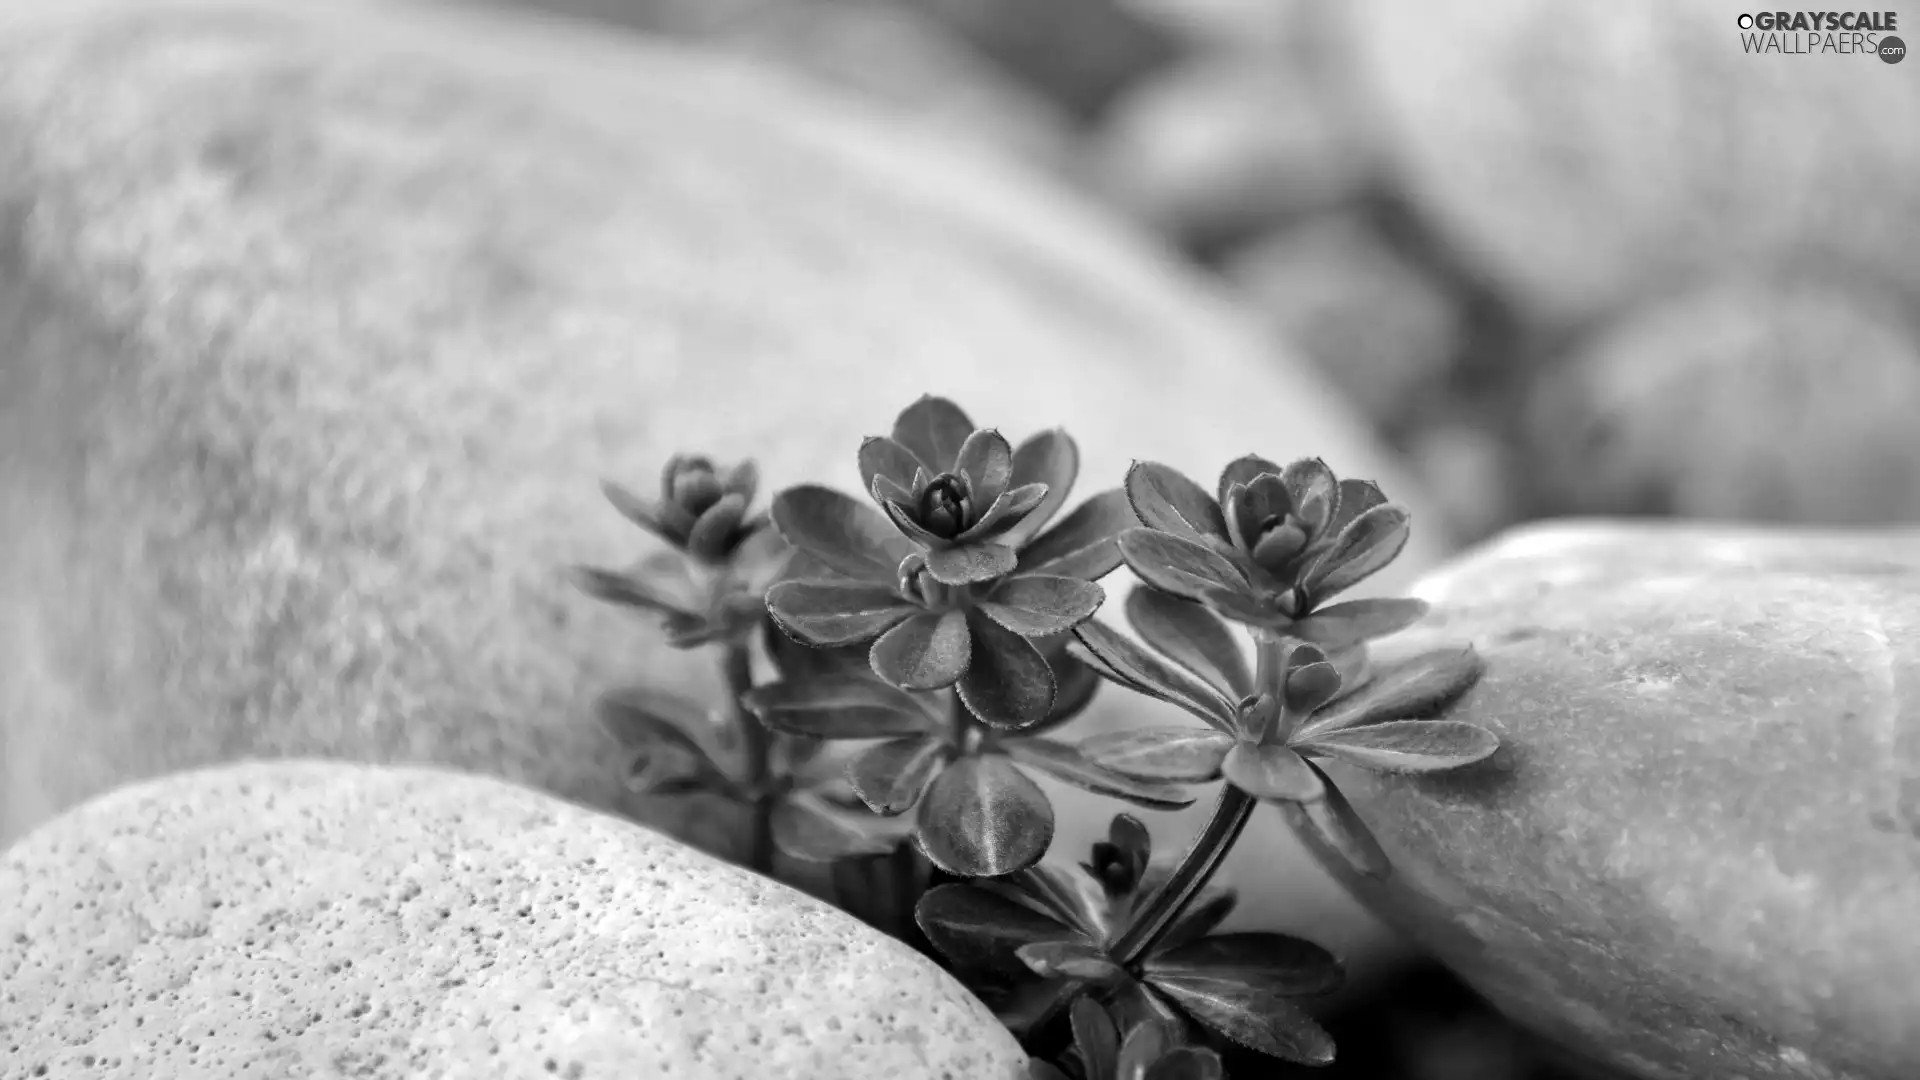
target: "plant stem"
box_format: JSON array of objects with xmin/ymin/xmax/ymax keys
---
[
  {"xmin": 1111, "ymin": 783, "xmax": 1258, "ymax": 968},
  {"xmin": 722, "ymin": 639, "xmax": 776, "ymax": 875}
]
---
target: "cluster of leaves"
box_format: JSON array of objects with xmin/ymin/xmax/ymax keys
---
[{"xmin": 574, "ymin": 395, "xmax": 1500, "ymax": 1077}]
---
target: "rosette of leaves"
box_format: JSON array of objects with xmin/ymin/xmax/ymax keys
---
[
  {"xmin": 575, "ymin": 455, "xmax": 791, "ymax": 647},
  {"xmin": 1028, "ymin": 998, "xmax": 1224, "ymax": 1080},
  {"xmin": 764, "ymin": 396, "xmax": 1135, "ymax": 728},
  {"xmin": 917, "ymin": 814, "xmax": 1343, "ymax": 1066},
  {"xmin": 1119, "ymin": 455, "xmax": 1427, "ymax": 649},
  {"xmin": 1071, "ymin": 588, "xmax": 1496, "ymax": 877},
  {"xmin": 742, "ymin": 647, "xmax": 1193, "ymax": 877}
]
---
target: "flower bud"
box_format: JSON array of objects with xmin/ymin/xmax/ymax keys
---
[
  {"xmin": 665, "ymin": 456, "xmax": 725, "ymax": 518},
  {"xmin": 1249, "ymin": 517, "xmax": 1309, "ymax": 575},
  {"xmin": 917, "ymin": 473, "xmax": 973, "ymax": 539}
]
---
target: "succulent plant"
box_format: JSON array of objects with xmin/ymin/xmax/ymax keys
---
[{"xmin": 1027, "ymin": 997, "xmax": 1224, "ymax": 1080}]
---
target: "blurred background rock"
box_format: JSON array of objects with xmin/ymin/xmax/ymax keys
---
[{"xmin": 428, "ymin": 0, "xmax": 1920, "ymax": 1075}]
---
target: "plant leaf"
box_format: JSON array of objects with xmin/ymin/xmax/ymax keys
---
[
  {"xmin": 858, "ymin": 436, "xmax": 924, "ymax": 500},
  {"xmin": 742, "ymin": 675, "xmax": 939, "ymax": 739},
  {"xmin": 1143, "ymin": 1046, "xmax": 1226, "ymax": 1080},
  {"xmin": 847, "ymin": 736, "xmax": 951, "ymax": 815},
  {"xmin": 1158, "ymin": 886, "xmax": 1238, "ymax": 952},
  {"xmin": 1294, "ymin": 720, "xmax": 1499, "ymax": 773},
  {"xmin": 1125, "ymin": 461, "xmax": 1229, "ymax": 544},
  {"xmin": 770, "ymin": 484, "xmax": 915, "ymax": 584},
  {"xmin": 1069, "ymin": 620, "xmax": 1236, "ymax": 729},
  {"xmin": 1282, "ymin": 761, "xmax": 1392, "ymax": 879},
  {"xmin": 1075, "ymin": 727, "xmax": 1234, "ymax": 783},
  {"xmin": 765, "ymin": 580, "xmax": 918, "ymax": 647},
  {"xmin": 955, "ymin": 428, "xmax": 1015, "ymax": 507},
  {"xmin": 1300, "ymin": 503, "xmax": 1411, "ymax": 602},
  {"xmin": 1016, "ymin": 488, "xmax": 1133, "ymax": 580},
  {"xmin": 596, "ymin": 686, "xmax": 715, "ymax": 752},
  {"xmin": 1144, "ymin": 975, "xmax": 1336, "ymax": 1066},
  {"xmin": 770, "ymin": 793, "xmax": 903, "ymax": 862},
  {"xmin": 924, "ymin": 541, "xmax": 1019, "ymax": 586},
  {"xmin": 1213, "ymin": 454, "xmax": 1283, "ymax": 509},
  {"xmin": 1069, "ymin": 996, "xmax": 1121, "ymax": 1080},
  {"xmin": 914, "ymin": 882, "xmax": 1083, "ymax": 974},
  {"xmin": 571, "ymin": 565, "xmax": 699, "ymax": 620},
  {"xmin": 956, "ymin": 484, "xmax": 1049, "ymax": 544},
  {"xmin": 1326, "ymin": 478, "xmax": 1387, "ymax": 536},
  {"xmin": 1102, "ymin": 814, "xmax": 1152, "ymax": 888},
  {"xmin": 958, "ymin": 612, "xmax": 1058, "ymax": 729},
  {"xmin": 685, "ymin": 492, "xmax": 749, "ymax": 559},
  {"xmin": 1290, "ymin": 597, "xmax": 1430, "ymax": 650},
  {"xmin": 1116, "ymin": 529, "xmax": 1249, "ymax": 606},
  {"xmin": 1003, "ymin": 738, "xmax": 1196, "ymax": 810},
  {"xmin": 915, "ymin": 752, "xmax": 1055, "ymax": 876},
  {"xmin": 1124, "ymin": 587, "xmax": 1254, "ymax": 700},
  {"xmin": 979, "ymin": 575, "xmax": 1106, "ymax": 638},
  {"xmin": 1293, "ymin": 645, "xmax": 1486, "ymax": 740},
  {"xmin": 891, "ymin": 394, "xmax": 975, "ymax": 473},
  {"xmin": 870, "ymin": 609, "xmax": 972, "ymax": 690},
  {"xmin": 1278, "ymin": 457, "xmax": 1339, "ymax": 535},
  {"xmin": 1220, "ymin": 743, "xmax": 1325, "ymax": 802},
  {"xmin": 1017, "ymin": 941, "xmax": 1126, "ymax": 983},
  {"xmin": 1031, "ymin": 645, "xmax": 1103, "ymax": 734},
  {"xmin": 1142, "ymin": 932, "xmax": 1345, "ymax": 997},
  {"xmin": 1222, "ymin": 472, "xmax": 1295, "ymax": 554},
  {"xmin": 999, "ymin": 428, "xmax": 1079, "ymax": 547}
]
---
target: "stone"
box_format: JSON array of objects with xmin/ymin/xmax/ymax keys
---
[
  {"xmin": 1322, "ymin": 520, "xmax": 1920, "ymax": 1080},
  {"xmin": 1090, "ymin": 54, "xmax": 1375, "ymax": 249},
  {"xmin": 0, "ymin": 759, "xmax": 1027, "ymax": 1078},
  {"xmin": 0, "ymin": 0, "xmax": 1443, "ymax": 984},
  {"xmin": 1345, "ymin": 0, "xmax": 1920, "ymax": 326},
  {"xmin": 1224, "ymin": 216, "xmax": 1463, "ymax": 427},
  {"xmin": 1522, "ymin": 278, "xmax": 1920, "ymax": 523},
  {"xmin": 477, "ymin": 0, "xmax": 1074, "ymax": 168}
]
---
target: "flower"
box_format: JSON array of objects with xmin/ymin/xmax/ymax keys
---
[
  {"xmin": 762, "ymin": 398, "xmax": 1136, "ymax": 728},
  {"xmin": 1118, "ymin": 455, "xmax": 1426, "ymax": 647},
  {"xmin": 916, "ymin": 814, "xmax": 1343, "ymax": 1066},
  {"xmin": 1070, "ymin": 587, "xmax": 1497, "ymax": 878},
  {"xmin": 574, "ymin": 457, "xmax": 793, "ymax": 648},
  {"xmin": 1027, "ymin": 997, "xmax": 1224, "ymax": 1080},
  {"xmin": 742, "ymin": 652, "xmax": 1192, "ymax": 877}
]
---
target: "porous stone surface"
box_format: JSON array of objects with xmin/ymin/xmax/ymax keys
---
[
  {"xmin": 0, "ymin": 759, "xmax": 1026, "ymax": 1079},
  {"xmin": 0, "ymin": 0, "xmax": 1438, "ymax": 978},
  {"xmin": 1326, "ymin": 520, "xmax": 1920, "ymax": 1080},
  {"xmin": 1523, "ymin": 278, "xmax": 1920, "ymax": 523},
  {"xmin": 1344, "ymin": 0, "xmax": 1920, "ymax": 325}
]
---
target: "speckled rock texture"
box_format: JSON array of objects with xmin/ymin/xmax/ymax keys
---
[
  {"xmin": 1324, "ymin": 520, "xmax": 1920, "ymax": 1080},
  {"xmin": 0, "ymin": 759, "xmax": 1027, "ymax": 1079},
  {"xmin": 0, "ymin": 0, "xmax": 1439, "ymax": 982},
  {"xmin": 1524, "ymin": 278, "xmax": 1920, "ymax": 523},
  {"xmin": 1343, "ymin": 0, "xmax": 1920, "ymax": 326}
]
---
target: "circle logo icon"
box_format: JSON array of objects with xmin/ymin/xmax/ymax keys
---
[{"xmin": 1882, "ymin": 35, "xmax": 1908, "ymax": 63}]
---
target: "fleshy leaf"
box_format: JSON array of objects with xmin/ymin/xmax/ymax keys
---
[
  {"xmin": 1075, "ymin": 727, "xmax": 1234, "ymax": 782},
  {"xmin": 847, "ymin": 736, "xmax": 951, "ymax": 814},
  {"xmin": 1124, "ymin": 587, "xmax": 1254, "ymax": 700},
  {"xmin": 1224, "ymin": 472, "xmax": 1296, "ymax": 554},
  {"xmin": 1294, "ymin": 720, "xmax": 1500, "ymax": 773},
  {"xmin": 958, "ymin": 612, "xmax": 1058, "ymax": 729},
  {"xmin": 684, "ymin": 492, "xmax": 749, "ymax": 559},
  {"xmin": 955, "ymin": 428, "xmax": 1015, "ymax": 507},
  {"xmin": 596, "ymin": 686, "xmax": 714, "ymax": 752},
  {"xmin": 1002, "ymin": 738, "xmax": 1196, "ymax": 810},
  {"xmin": 917, "ymin": 752, "xmax": 1055, "ymax": 876},
  {"xmin": 1069, "ymin": 997, "xmax": 1121, "ymax": 1080},
  {"xmin": 1125, "ymin": 461, "xmax": 1230, "ymax": 543},
  {"xmin": 891, "ymin": 395, "xmax": 975, "ymax": 472},
  {"xmin": 1143, "ymin": 1047, "xmax": 1226, "ymax": 1080},
  {"xmin": 742, "ymin": 675, "xmax": 939, "ymax": 739},
  {"xmin": 1035, "ymin": 646, "xmax": 1103, "ymax": 732},
  {"xmin": 1292, "ymin": 646, "xmax": 1485, "ymax": 741},
  {"xmin": 859, "ymin": 436, "xmax": 924, "ymax": 499},
  {"xmin": 999, "ymin": 429, "xmax": 1079, "ymax": 547},
  {"xmin": 871, "ymin": 610, "xmax": 972, "ymax": 690},
  {"xmin": 1015, "ymin": 488, "xmax": 1133, "ymax": 580},
  {"xmin": 770, "ymin": 484, "xmax": 915, "ymax": 584},
  {"xmin": 624, "ymin": 739, "xmax": 729, "ymax": 798},
  {"xmin": 1283, "ymin": 761, "xmax": 1393, "ymax": 879},
  {"xmin": 1116, "ymin": 529, "xmax": 1249, "ymax": 605},
  {"xmin": 1300, "ymin": 503, "xmax": 1411, "ymax": 602},
  {"xmin": 1017, "ymin": 941, "xmax": 1126, "ymax": 983},
  {"xmin": 1145, "ymin": 975, "xmax": 1337, "ymax": 1066},
  {"xmin": 1213, "ymin": 454, "xmax": 1283, "ymax": 510},
  {"xmin": 1116, "ymin": 1017, "xmax": 1177, "ymax": 1079},
  {"xmin": 1142, "ymin": 933, "xmax": 1345, "ymax": 997},
  {"xmin": 770, "ymin": 793, "xmax": 903, "ymax": 862},
  {"xmin": 955, "ymin": 484, "xmax": 1049, "ymax": 544},
  {"xmin": 979, "ymin": 575, "xmax": 1105, "ymax": 638},
  {"xmin": 1290, "ymin": 597, "xmax": 1431, "ymax": 650},
  {"xmin": 765, "ymin": 580, "xmax": 918, "ymax": 647},
  {"xmin": 571, "ymin": 565, "xmax": 698, "ymax": 620},
  {"xmin": 924, "ymin": 541, "xmax": 1019, "ymax": 586},
  {"xmin": 1158, "ymin": 887, "xmax": 1239, "ymax": 952},
  {"xmin": 1326, "ymin": 478, "xmax": 1387, "ymax": 536},
  {"xmin": 1070, "ymin": 620, "xmax": 1236, "ymax": 729},
  {"xmin": 1282, "ymin": 654, "xmax": 1343, "ymax": 716},
  {"xmin": 1277, "ymin": 458, "xmax": 1339, "ymax": 535},
  {"xmin": 915, "ymin": 882, "xmax": 1084, "ymax": 974},
  {"xmin": 1220, "ymin": 743, "xmax": 1325, "ymax": 802},
  {"xmin": 1099, "ymin": 814, "xmax": 1153, "ymax": 890}
]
